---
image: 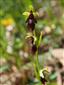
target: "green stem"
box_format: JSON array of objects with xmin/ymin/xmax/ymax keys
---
[
  {"xmin": 34, "ymin": 32, "xmax": 43, "ymax": 84},
  {"xmin": 38, "ymin": 33, "xmax": 42, "ymax": 47}
]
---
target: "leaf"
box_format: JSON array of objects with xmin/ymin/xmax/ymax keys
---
[
  {"xmin": 0, "ymin": 64, "xmax": 10, "ymax": 73},
  {"xmin": 49, "ymin": 72, "xmax": 57, "ymax": 80}
]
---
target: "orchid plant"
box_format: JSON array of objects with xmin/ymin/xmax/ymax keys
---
[{"xmin": 23, "ymin": 5, "xmax": 49, "ymax": 85}]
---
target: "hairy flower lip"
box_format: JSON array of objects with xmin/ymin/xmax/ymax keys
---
[
  {"xmin": 25, "ymin": 10, "xmax": 37, "ymax": 31},
  {"xmin": 32, "ymin": 44, "xmax": 37, "ymax": 54}
]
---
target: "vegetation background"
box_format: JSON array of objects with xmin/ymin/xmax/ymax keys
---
[{"xmin": 0, "ymin": 0, "xmax": 64, "ymax": 85}]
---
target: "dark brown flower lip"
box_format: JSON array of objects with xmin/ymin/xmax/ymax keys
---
[
  {"xmin": 40, "ymin": 77, "xmax": 48, "ymax": 85},
  {"xmin": 32, "ymin": 44, "xmax": 37, "ymax": 54},
  {"xmin": 26, "ymin": 10, "xmax": 37, "ymax": 31}
]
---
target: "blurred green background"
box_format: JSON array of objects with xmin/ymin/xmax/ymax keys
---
[{"xmin": 0, "ymin": 0, "xmax": 64, "ymax": 85}]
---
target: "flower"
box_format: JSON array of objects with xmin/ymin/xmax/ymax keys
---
[
  {"xmin": 23, "ymin": 9, "xmax": 38, "ymax": 32},
  {"xmin": 26, "ymin": 10, "xmax": 37, "ymax": 31},
  {"xmin": 25, "ymin": 32, "xmax": 37, "ymax": 44},
  {"xmin": 1, "ymin": 18, "xmax": 14, "ymax": 26},
  {"xmin": 39, "ymin": 67, "xmax": 49, "ymax": 85}
]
